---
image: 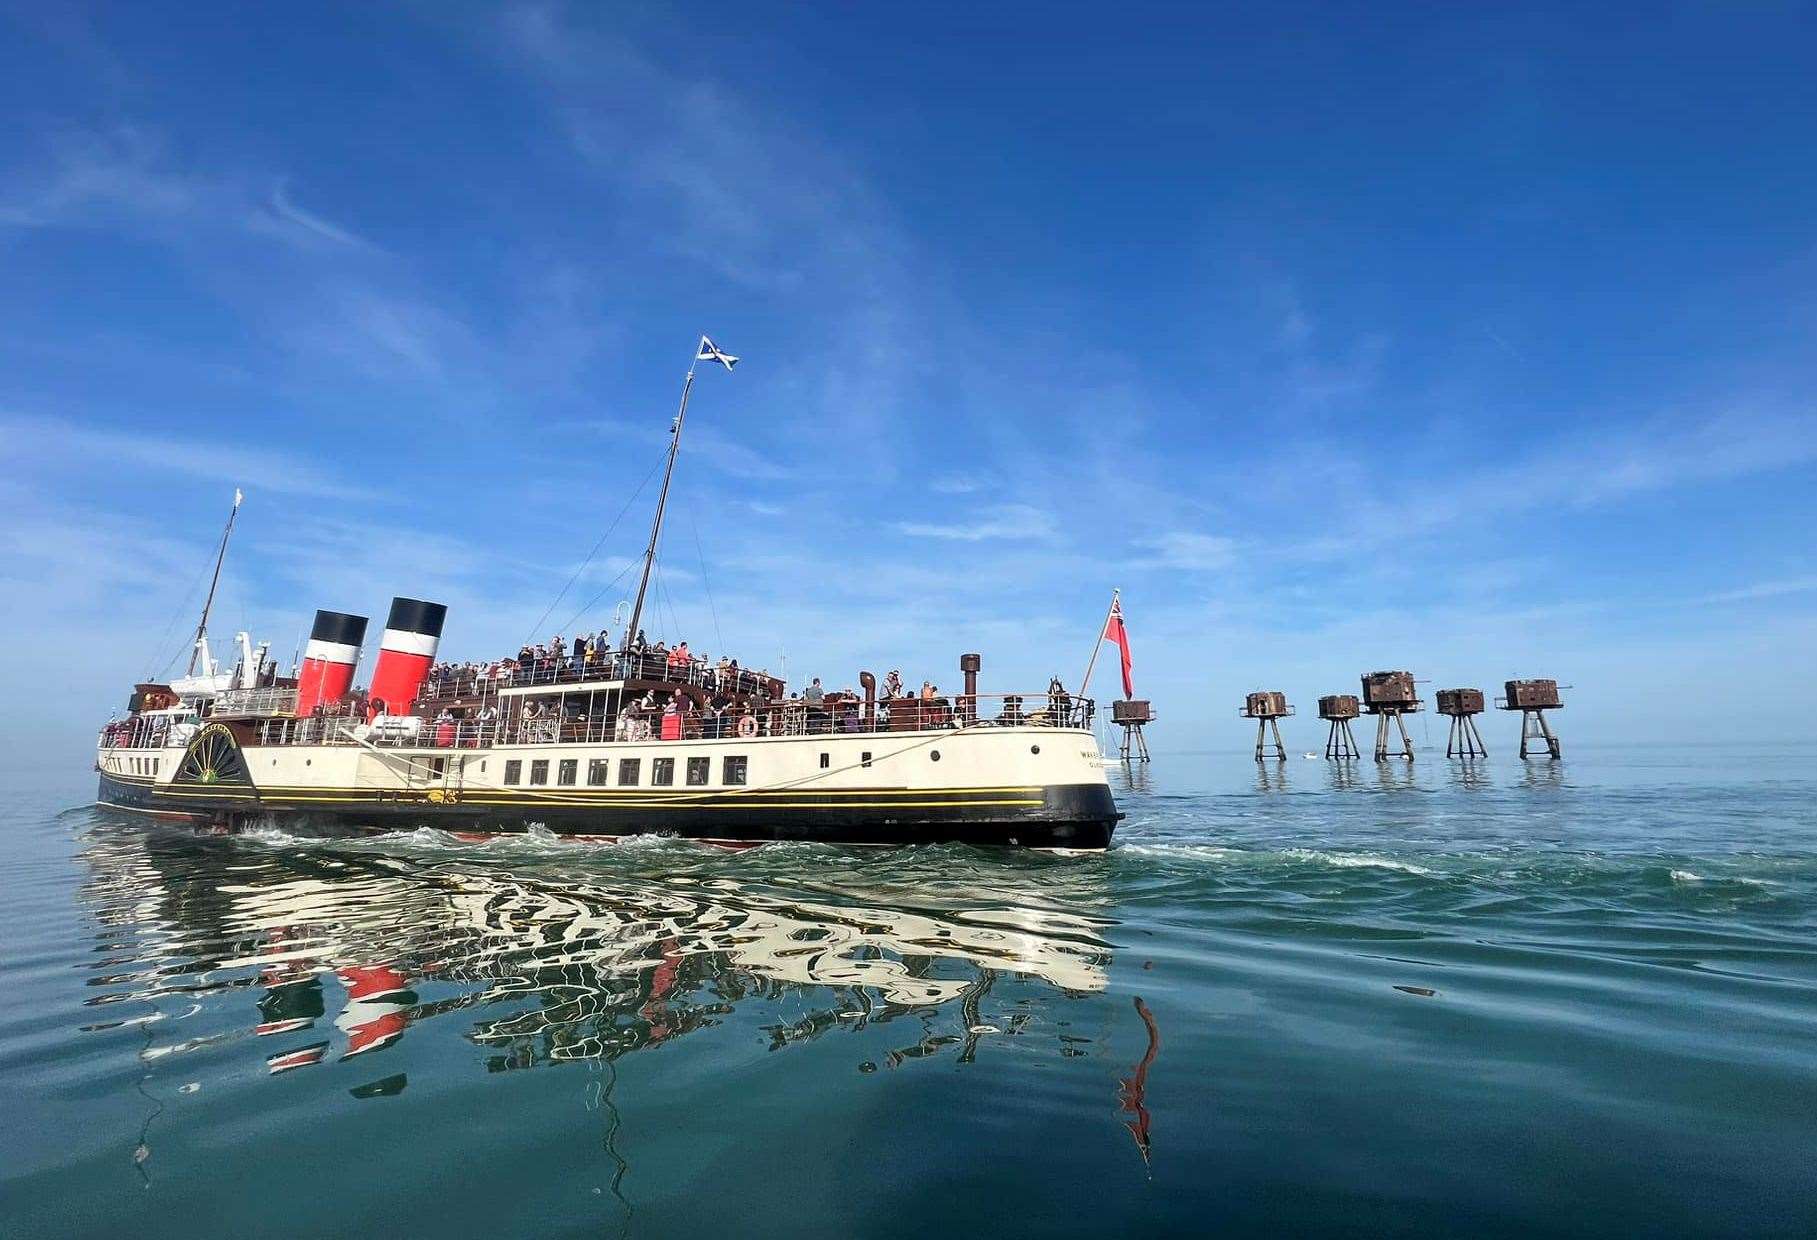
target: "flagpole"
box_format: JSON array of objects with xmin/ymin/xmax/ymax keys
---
[
  {"xmin": 624, "ymin": 346, "xmax": 700, "ymax": 652},
  {"xmin": 1077, "ymin": 588, "xmax": 1119, "ymax": 701}
]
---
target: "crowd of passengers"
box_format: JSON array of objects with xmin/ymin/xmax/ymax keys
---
[
  {"xmin": 421, "ymin": 628, "xmax": 771, "ymax": 699},
  {"xmin": 398, "ymin": 671, "xmax": 1086, "ymax": 748}
]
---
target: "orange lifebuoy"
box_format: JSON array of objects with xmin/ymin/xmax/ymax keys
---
[{"xmin": 737, "ymin": 715, "xmax": 758, "ymax": 738}]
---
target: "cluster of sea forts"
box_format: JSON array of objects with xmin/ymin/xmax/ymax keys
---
[{"xmin": 1219, "ymin": 672, "xmax": 1567, "ymax": 763}]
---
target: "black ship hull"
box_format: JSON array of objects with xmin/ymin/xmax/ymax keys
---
[{"xmin": 96, "ymin": 772, "xmax": 1120, "ymax": 850}]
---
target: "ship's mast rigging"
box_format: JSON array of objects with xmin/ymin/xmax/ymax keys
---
[
  {"xmin": 623, "ymin": 337, "xmax": 735, "ymax": 651},
  {"xmin": 186, "ymin": 488, "xmax": 244, "ymax": 676}
]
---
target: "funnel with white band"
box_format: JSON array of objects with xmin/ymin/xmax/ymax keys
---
[
  {"xmin": 294, "ymin": 610, "xmax": 368, "ymax": 716},
  {"xmin": 367, "ymin": 597, "xmax": 446, "ymax": 715}
]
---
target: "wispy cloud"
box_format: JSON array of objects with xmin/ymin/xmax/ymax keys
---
[
  {"xmin": 588, "ymin": 418, "xmax": 797, "ymax": 482},
  {"xmin": 0, "ymin": 123, "xmax": 370, "ymax": 252},
  {"xmin": 1130, "ymin": 531, "xmax": 1238, "ymax": 571},
  {"xmin": 263, "ymin": 180, "xmax": 371, "ymax": 249},
  {"xmin": 281, "ymin": 287, "xmax": 469, "ymax": 382},
  {"xmin": 1287, "ymin": 408, "xmax": 1817, "ymax": 561},
  {"xmin": 0, "ymin": 412, "xmax": 372, "ymax": 501},
  {"xmin": 895, "ymin": 504, "xmax": 1056, "ymax": 542},
  {"xmin": 0, "ymin": 124, "xmax": 198, "ymax": 227},
  {"xmin": 1692, "ymin": 575, "xmax": 1817, "ymax": 605}
]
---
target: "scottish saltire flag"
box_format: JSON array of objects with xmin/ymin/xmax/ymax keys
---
[{"xmin": 697, "ymin": 336, "xmax": 738, "ymax": 369}]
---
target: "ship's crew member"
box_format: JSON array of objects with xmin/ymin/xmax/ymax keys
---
[{"xmin": 804, "ymin": 678, "xmax": 827, "ymax": 733}]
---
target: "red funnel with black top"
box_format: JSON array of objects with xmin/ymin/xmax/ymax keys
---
[
  {"xmin": 367, "ymin": 597, "xmax": 446, "ymax": 716},
  {"xmin": 295, "ymin": 610, "xmax": 368, "ymax": 716}
]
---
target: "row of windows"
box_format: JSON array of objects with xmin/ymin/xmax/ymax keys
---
[
  {"xmin": 123, "ymin": 757, "xmax": 159, "ymax": 777},
  {"xmin": 502, "ymin": 754, "xmax": 748, "ymax": 789}
]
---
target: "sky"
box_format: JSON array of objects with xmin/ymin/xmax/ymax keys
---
[{"xmin": 3, "ymin": 1, "xmax": 1815, "ymax": 757}]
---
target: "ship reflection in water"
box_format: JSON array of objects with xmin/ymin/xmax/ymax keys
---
[{"xmin": 76, "ymin": 822, "xmax": 1118, "ymax": 1093}]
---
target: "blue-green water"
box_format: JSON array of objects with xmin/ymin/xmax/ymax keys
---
[{"xmin": 5, "ymin": 747, "xmax": 1816, "ymax": 1237}]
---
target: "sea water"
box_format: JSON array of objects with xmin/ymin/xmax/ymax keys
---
[{"xmin": 3, "ymin": 745, "xmax": 1814, "ymax": 1237}]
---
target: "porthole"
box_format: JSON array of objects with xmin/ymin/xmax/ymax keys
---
[
  {"xmin": 1030, "ymin": 745, "xmax": 1041, "ymax": 755},
  {"xmin": 930, "ymin": 750, "xmax": 941, "ymax": 762}
]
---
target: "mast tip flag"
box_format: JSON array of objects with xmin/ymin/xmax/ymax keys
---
[
  {"xmin": 1103, "ymin": 594, "xmax": 1135, "ymax": 699},
  {"xmin": 697, "ymin": 336, "xmax": 738, "ymax": 370}
]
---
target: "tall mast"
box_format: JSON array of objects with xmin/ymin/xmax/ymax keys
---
[
  {"xmin": 187, "ymin": 488, "xmax": 244, "ymax": 676},
  {"xmin": 1077, "ymin": 588, "xmax": 1119, "ymax": 700},
  {"xmin": 623, "ymin": 351, "xmax": 700, "ymax": 651}
]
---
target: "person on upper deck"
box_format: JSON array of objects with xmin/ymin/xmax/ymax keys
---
[
  {"xmin": 805, "ymin": 677, "xmax": 827, "ymax": 733},
  {"xmin": 920, "ymin": 680, "xmax": 935, "ymax": 701},
  {"xmin": 884, "ymin": 670, "xmax": 903, "ymax": 699}
]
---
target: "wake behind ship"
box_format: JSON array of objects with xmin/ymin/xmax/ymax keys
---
[{"xmin": 95, "ymin": 339, "xmax": 1122, "ymax": 850}]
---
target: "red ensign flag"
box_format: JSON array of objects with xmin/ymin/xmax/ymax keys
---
[{"xmin": 1103, "ymin": 596, "xmax": 1134, "ymax": 699}]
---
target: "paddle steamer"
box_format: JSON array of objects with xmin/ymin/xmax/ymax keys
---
[{"xmin": 95, "ymin": 341, "xmax": 1121, "ymax": 849}]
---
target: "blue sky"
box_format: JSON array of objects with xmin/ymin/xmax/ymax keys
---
[{"xmin": 3, "ymin": 1, "xmax": 1815, "ymax": 755}]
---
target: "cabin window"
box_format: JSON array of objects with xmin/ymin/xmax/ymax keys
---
[
  {"xmin": 504, "ymin": 760, "xmax": 522, "ymax": 785},
  {"xmin": 617, "ymin": 759, "xmax": 641, "ymax": 787},
  {"xmin": 587, "ymin": 759, "xmax": 609, "ymax": 786},
  {"xmin": 861, "ymin": 751, "xmax": 872, "ymax": 768},
  {"xmin": 686, "ymin": 756, "xmax": 710, "ymax": 786},
  {"xmin": 652, "ymin": 757, "xmax": 675, "ymax": 787},
  {"xmin": 429, "ymin": 757, "xmax": 446, "ymax": 778},
  {"xmin": 723, "ymin": 756, "xmax": 748, "ymax": 786},
  {"xmin": 558, "ymin": 759, "xmax": 577, "ymax": 786},
  {"xmin": 819, "ymin": 752, "xmax": 830, "ymax": 769},
  {"xmin": 530, "ymin": 759, "xmax": 549, "ymax": 786}
]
